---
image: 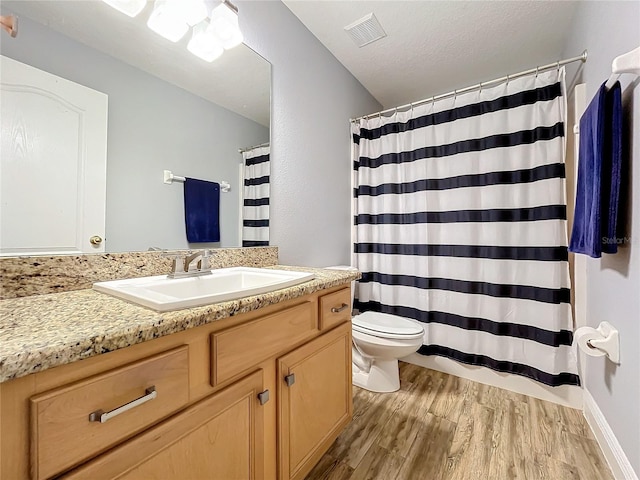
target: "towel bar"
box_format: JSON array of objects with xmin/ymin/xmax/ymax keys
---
[
  {"xmin": 605, "ymin": 45, "xmax": 639, "ymax": 90},
  {"xmin": 163, "ymin": 170, "xmax": 231, "ymax": 192}
]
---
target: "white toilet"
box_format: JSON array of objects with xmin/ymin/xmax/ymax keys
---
[
  {"xmin": 325, "ymin": 267, "xmax": 425, "ymax": 393},
  {"xmin": 351, "ymin": 311, "xmax": 424, "ymax": 393}
]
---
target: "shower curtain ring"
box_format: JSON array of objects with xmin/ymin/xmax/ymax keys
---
[
  {"xmin": 556, "ymin": 60, "xmax": 560, "ymax": 71},
  {"xmin": 453, "ymin": 89, "xmax": 457, "ymax": 101},
  {"xmin": 479, "ymin": 82, "xmax": 483, "ymax": 94},
  {"xmin": 506, "ymin": 74, "xmax": 510, "ymax": 84},
  {"xmin": 535, "ymin": 66, "xmax": 539, "ymax": 77}
]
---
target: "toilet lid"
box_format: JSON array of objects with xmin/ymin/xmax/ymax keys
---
[{"xmin": 352, "ymin": 311, "xmax": 424, "ymax": 339}]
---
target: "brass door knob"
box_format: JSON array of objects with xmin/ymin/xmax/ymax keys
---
[{"xmin": 90, "ymin": 235, "xmax": 103, "ymax": 246}]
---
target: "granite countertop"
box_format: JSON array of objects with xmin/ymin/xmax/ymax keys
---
[{"xmin": 0, "ymin": 266, "xmax": 359, "ymax": 383}]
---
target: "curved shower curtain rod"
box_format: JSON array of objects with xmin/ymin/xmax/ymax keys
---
[
  {"xmin": 238, "ymin": 142, "xmax": 270, "ymax": 154},
  {"xmin": 350, "ymin": 50, "xmax": 588, "ymax": 123}
]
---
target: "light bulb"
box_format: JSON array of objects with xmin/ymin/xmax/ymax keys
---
[
  {"xmin": 209, "ymin": 2, "xmax": 243, "ymax": 50},
  {"xmin": 147, "ymin": 0, "xmax": 189, "ymax": 42},
  {"xmin": 187, "ymin": 21, "xmax": 224, "ymax": 62},
  {"xmin": 101, "ymin": 0, "xmax": 146, "ymax": 17}
]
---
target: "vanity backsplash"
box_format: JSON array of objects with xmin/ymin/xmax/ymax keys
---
[{"xmin": 0, "ymin": 247, "xmax": 278, "ymax": 299}]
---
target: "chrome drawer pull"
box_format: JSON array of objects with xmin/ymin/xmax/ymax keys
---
[
  {"xmin": 89, "ymin": 386, "xmax": 157, "ymax": 423},
  {"xmin": 331, "ymin": 303, "xmax": 349, "ymax": 313},
  {"xmin": 284, "ymin": 374, "xmax": 296, "ymax": 387}
]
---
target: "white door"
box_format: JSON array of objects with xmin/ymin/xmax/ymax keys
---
[{"xmin": 0, "ymin": 55, "xmax": 108, "ymax": 255}]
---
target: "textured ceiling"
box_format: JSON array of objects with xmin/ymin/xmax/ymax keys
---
[
  {"xmin": 2, "ymin": 1, "xmax": 271, "ymax": 127},
  {"xmin": 283, "ymin": 1, "xmax": 580, "ymax": 112}
]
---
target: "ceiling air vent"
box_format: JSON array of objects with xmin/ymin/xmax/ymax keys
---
[{"xmin": 344, "ymin": 12, "xmax": 387, "ymax": 48}]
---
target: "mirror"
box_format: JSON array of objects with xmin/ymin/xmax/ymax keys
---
[{"xmin": 0, "ymin": 1, "xmax": 270, "ymax": 254}]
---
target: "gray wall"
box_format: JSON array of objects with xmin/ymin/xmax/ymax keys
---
[
  {"xmin": 0, "ymin": 13, "xmax": 269, "ymax": 252},
  {"xmin": 563, "ymin": 1, "xmax": 640, "ymax": 473},
  {"xmin": 239, "ymin": 0, "xmax": 381, "ymax": 267}
]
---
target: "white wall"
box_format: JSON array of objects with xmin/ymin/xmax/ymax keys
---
[
  {"xmin": 239, "ymin": 0, "xmax": 381, "ymax": 267},
  {"xmin": 563, "ymin": 1, "xmax": 640, "ymax": 475},
  {"xmin": 0, "ymin": 12, "xmax": 269, "ymax": 252}
]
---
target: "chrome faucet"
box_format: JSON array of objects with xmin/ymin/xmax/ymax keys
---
[
  {"xmin": 167, "ymin": 250, "xmax": 214, "ymax": 278},
  {"xmin": 184, "ymin": 250, "xmax": 211, "ymax": 271}
]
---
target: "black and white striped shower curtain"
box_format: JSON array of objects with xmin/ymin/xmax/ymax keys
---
[
  {"xmin": 242, "ymin": 145, "xmax": 270, "ymax": 247},
  {"xmin": 352, "ymin": 69, "xmax": 579, "ymax": 387}
]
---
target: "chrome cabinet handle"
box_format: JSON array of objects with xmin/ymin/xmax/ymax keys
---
[
  {"xmin": 89, "ymin": 386, "xmax": 157, "ymax": 423},
  {"xmin": 257, "ymin": 389, "xmax": 270, "ymax": 405},
  {"xmin": 284, "ymin": 374, "xmax": 296, "ymax": 387},
  {"xmin": 331, "ymin": 303, "xmax": 349, "ymax": 313}
]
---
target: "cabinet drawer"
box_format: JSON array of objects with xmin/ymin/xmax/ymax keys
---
[
  {"xmin": 30, "ymin": 346, "xmax": 189, "ymax": 480},
  {"xmin": 62, "ymin": 370, "xmax": 265, "ymax": 480},
  {"xmin": 319, "ymin": 288, "xmax": 351, "ymax": 330},
  {"xmin": 212, "ymin": 301, "xmax": 317, "ymax": 385}
]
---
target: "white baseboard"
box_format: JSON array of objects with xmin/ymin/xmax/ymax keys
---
[
  {"xmin": 583, "ymin": 389, "xmax": 638, "ymax": 480},
  {"xmin": 402, "ymin": 353, "xmax": 583, "ymax": 408}
]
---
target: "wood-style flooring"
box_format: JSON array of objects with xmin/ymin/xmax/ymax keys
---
[{"xmin": 306, "ymin": 362, "xmax": 613, "ymax": 480}]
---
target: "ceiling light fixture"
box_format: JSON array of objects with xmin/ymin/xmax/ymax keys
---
[
  {"xmin": 208, "ymin": 1, "xmax": 243, "ymax": 50},
  {"xmin": 101, "ymin": 0, "xmax": 146, "ymax": 18},
  {"xmin": 103, "ymin": 0, "xmax": 242, "ymax": 62},
  {"xmin": 180, "ymin": 0, "xmax": 209, "ymax": 27},
  {"xmin": 187, "ymin": 21, "xmax": 224, "ymax": 62},
  {"xmin": 147, "ymin": 0, "xmax": 189, "ymax": 42}
]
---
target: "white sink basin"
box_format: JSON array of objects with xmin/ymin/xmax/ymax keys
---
[{"xmin": 93, "ymin": 267, "xmax": 315, "ymax": 312}]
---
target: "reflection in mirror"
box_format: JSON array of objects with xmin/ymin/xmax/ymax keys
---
[{"xmin": 0, "ymin": 1, "xmax": 270, "ymax": 255}]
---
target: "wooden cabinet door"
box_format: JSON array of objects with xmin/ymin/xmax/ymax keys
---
[
  {"xmin": 278, "ymin": 323, "xmax": 352, "ymax": 480},
  {"xmin": 63, "ymin": 370, "xmax": 267, "ymax": 480}
]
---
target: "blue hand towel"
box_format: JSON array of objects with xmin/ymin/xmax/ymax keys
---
[
  {"xmin": 601, "ymin": 82, "xmax": 622, "ymax": 254},
  {"xmin": 184, "ymin": 178, "xmax": 220, "ymax": 243},
  {"xmin": 569, "ymin": 81, "xmax": 622, "ymax": 257}
]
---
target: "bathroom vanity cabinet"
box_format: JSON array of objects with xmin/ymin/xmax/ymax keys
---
[
  {"xmin": 278, "ymin": 325, "xmax": 351, "ymax": 480},
  {"xmin": 0, "ymin": 285, "xmax": 353, "ymax": 480}
]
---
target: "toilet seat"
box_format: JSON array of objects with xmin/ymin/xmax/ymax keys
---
[{"xmin": 352, "ymin": 311, "xmax": 424, "ymax": 340}]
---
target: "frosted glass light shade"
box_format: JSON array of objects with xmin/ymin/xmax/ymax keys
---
[
  {"xmin": 147, "ymin": 0, "xmax": 189, "ymax": 42},
  {"xmin": 187, "ymin": 21, "xmax": 224, "ymax": 62},
  {"xmin": 101, "ymin": 0, "xmax": 146, "ymax": 17},
  {"xmin": 179, "ymin": 0, "xmax": 208, "ymax": 26},
  {"xmin": 209, "ymin": 3, "xmax": 243, "ymax": 50}
]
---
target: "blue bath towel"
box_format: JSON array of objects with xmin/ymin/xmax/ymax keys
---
[
  {"xmin": 602, "ymin": 82, "xmax": 623, "ymax": 254},
  {"xmin": 569, "ymin": 81, "xmax": 622, "ymax": 257},
  {"xmin": 184, "ymin": 178, "xmax": 220, "ymax": 243}
]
